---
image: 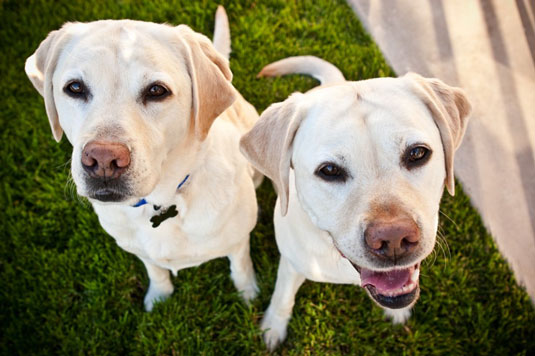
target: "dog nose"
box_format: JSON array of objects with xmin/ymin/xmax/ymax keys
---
[
  {"xmin": 81, "ymin": 141, "xmax": 131, "ymax": 179},
  {"xmin": 364, "ymin": 218, "xmax": 420, "ymax": 261}
]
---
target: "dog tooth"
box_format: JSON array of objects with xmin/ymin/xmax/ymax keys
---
[
  {"xmin": 385, "ymin": 281, "xmax": 419, "ymax": 297},
  {"xmin": 411, "ymin": 268, "xmax": 420, "ymax": 282}
]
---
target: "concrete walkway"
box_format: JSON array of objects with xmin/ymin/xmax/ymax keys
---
[{"xmin": 348, "ymin": 0, "xmax": 535, "ymax": 301}]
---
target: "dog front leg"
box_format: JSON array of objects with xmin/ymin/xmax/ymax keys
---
[
  {"xmin": 261, "ymin": 256, "xmax": 306, "ymax": 351},
  {"xmin": 140, "ymin": 258, "xmax": 174, "ymax": 312},
  {"xmin": 228, "ymin": 239, "xmax": 259, "ymax": 304}
]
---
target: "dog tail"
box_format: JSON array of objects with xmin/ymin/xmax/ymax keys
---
[
  {"xmin": 257, "ymin": 56, "xmax": 345, "ymax": 85},
  {"xmin": 213, "ymin": 5, "xmax": 231, "ymax": 60}
]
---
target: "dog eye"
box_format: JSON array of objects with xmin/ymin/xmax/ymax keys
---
[
  {"xmin": 409, "ymin": 147, "xmax": 427, "ymax": 160},
  {"xmin": 403, "ymin": 145, "xmax": 432, "ymax": 169},
  {"xmin": 144, "ymin": 83, "xmax": 170, "ymax": 102},
  {"xmin": 148, "ymin": 85, "xmax": 166, "ymax": 96},
  {"xmin": 315, "ymin": 163, "xmax": 347, "ymax": 182},
  {"xmin": 64, "ymin": 81, "xmax": 88, "ymax": 99}
]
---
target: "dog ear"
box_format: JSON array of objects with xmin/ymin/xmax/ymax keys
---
[
  {"xmin": 25, "ymin": 27, "xmax": 73, "ymax": 142},
  {"xmin": 176, "ymin": 25, "xmax": 237, "ymax": 141},
  {"xmin": 406, "ymin": 73, "xmax": 471, "ymax": 195},
  {"xmin": 240, "ymin": 93, "xmax": 306, "ymax": 216}
]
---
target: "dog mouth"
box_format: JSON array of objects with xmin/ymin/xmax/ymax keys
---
[
  {"xmin": 352, "ymin": 262, "xmax": 421, "ymax": 309},
  {"xmin": 89, "ymin": 188, "xmax": 129, "ymax": 202},
  {"xmin": 83, "ymin": 175, "xmax": 132, "ymax": 203}
]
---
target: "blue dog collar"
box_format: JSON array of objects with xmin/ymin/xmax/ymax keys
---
[{"xmin": 133, "ymin": 174, "xmax": 190, "ymax": 208}]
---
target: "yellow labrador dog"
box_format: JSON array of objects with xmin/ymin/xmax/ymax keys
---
[
  {"xmin": 25, "ymin": 7, "xmax": 261, "ymax": 311},
  {"xmin": 241, "ymin": 56, "xmax": 471, "ymax": 350}
]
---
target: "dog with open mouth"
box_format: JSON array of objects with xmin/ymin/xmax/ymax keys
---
[
  {"xmin": 240, "ymin": 56, "xmax": 471, "ymax": 350},
  {"xmin": 25, "ymin": 7, "xmax": 262, "ymax": 312}
]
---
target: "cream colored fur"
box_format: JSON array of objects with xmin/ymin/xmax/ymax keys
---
[
  {"xmin": 241, "ymin": 56, "xmax": 471, "ymax": 350},
  {"xmin": 25, "ymin": 7, "xmax": 261, "ymax": 311}
]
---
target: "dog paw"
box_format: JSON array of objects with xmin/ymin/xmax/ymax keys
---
[
  {"xmin": 144, "ymin": 280, "xmax": 174, "ymax": 312},
  {"xmin": 260, "ymin": 311, "xmax": 288, "ymax": 352},
  {"xmin": 240, "ymin": 280, "xmax": 259, "ymax": 305},
  {"xmin": 384, "ymin": 307, "xmax": 411, "ymax": 324}
]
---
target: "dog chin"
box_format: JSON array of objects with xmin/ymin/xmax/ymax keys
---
[
  {"xmin": 350, "ymin": 261, "xmax": 421, "ymax": 309},
  {"xmin": 80, "ymin": 175, "xmax": 137, "ymax": 204},
  {"xmin": 88, "ymin": 188, "xmax": 130, "ymax": 203}
]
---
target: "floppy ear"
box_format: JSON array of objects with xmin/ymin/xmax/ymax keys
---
[
  {"xmin": 406, "ymin": 73, "xmax": 471, "ymax": 195},
  {"xmin": 240, "ymin": 93, "xmax": 306, "ymax": 216},
  {"xmin": 25, "ymin": 27, "xmax": 72, "ymax": 142},
  {"xmin": 176, "ymin": 25, "xmax": 237, "ymax": 141}
]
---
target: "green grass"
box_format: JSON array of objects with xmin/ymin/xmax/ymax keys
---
[{"xmin": 0, "ymin": 0, "xmax": 533, "ymax": 354}]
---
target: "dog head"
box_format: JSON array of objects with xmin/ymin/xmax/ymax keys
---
[
  {"xmin": 25, "ymin": 20, "xmax": 236, "ymax": 204},
  {"xmin": 241, "ymin": 75, "xmax": 470, "ymax": 309}
]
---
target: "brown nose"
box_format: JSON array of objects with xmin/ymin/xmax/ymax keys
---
[
  {"xmin": 81, "ymin": 141, "xmax": 131, "ymax": 179},
  {"xmin": 364, "ymin": 218, "xmax": 420, "ymax": 261}
]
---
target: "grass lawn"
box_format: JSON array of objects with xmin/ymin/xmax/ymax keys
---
[{"xmin": 1, "ymin": 0, "xmax": 534, "ymax": 354}]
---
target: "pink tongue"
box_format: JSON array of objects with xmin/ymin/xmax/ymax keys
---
[{"xmin": 360, "ymin": 268, "xmax": 411, "ymax": 293}]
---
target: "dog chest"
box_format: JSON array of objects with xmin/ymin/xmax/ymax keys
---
[{"xmin": 93, "ymin": 202, "xmax": 231, "ymax": 267}]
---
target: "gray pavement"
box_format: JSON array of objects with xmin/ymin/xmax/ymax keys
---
[{"xmin": 348, "ymin": 0, "xmax": 535, "ymax": 301}]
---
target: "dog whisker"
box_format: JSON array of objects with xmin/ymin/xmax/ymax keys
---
[
  {"xmin": 60, "ymin": 158, "xmax": 87, "ymax": 207},
  {"xmin": 437, "ymin": 231, "xmax": 452, "ymax": 261},
  {"xmin": 56, "ymin": 157, "xmax": 72, "ymax": 170},
  {"xmin": 435, "ymin": 235, "xmax": 449, "ymax": 273},
  {"xmin": 439, "ymin": 209, "xmax": 460, "ymax": 230},
  {"xmin": 64, "ymin": 173, "xmax": 90, "ymax": 208},
  {"xmin": 435, "ymin": 233, "xmax": 446, "ymax": 259},
  {"xmin": 422, "ymin": 248, "xmax": 437, "ymax": 269}
]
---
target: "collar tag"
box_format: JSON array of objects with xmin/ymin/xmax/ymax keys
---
[{"xmin": 150, "ymin": 205, "xmax": 178, "ymax": 228}]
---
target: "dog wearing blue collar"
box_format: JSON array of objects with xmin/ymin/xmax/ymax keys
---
[{"xmin": 25, "ymin": 7, "xmax": 262, "ymax": 311}]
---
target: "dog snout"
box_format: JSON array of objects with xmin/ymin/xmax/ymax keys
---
[
  {"xmin": 364, "ymin": 218, "xmax": 420, "ymax": 261},
  {"xmin": 81, "ymin": 141, "xmax": 131, "ymax": 179}
]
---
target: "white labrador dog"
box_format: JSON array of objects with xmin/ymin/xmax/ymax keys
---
[
  {"xmin": 25, "ymin": 7, "xmax": 262, "ymax": 311},
  {"xmin": 240, "ymin": 56, "xmax": 471, "ymax": 350}
]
